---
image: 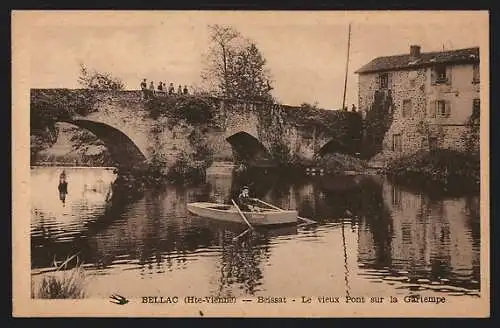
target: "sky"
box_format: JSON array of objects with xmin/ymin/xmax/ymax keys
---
[{"xmin": 22, "ymin": 11, "xmax": 487, "ymax": 110}]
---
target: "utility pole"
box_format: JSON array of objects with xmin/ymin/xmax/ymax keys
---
[{"xmin": 341, "ymin": 23, "xmax": 352, "ymax": 111}]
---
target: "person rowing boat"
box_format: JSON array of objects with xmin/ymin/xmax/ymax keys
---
[{"xmin": 236, "ymin": 186, "xmax": 261, "ymax": 212}]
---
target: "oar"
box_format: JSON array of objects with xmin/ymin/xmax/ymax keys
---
[
  {"xmin": 232, "ymin": 228, "xmax": 251, "ymax": 242},
  {"xmin": 231, "ymin": 199, "xmax": 254, "ymax": 230},
  {"xmin": 253, "ymin": 198, "xmax": 317, "ymax": 224}
]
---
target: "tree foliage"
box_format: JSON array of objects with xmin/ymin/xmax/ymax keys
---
[
  {"xmin": 201, "ymin": 25, "xmax": 241, "ymax": 96},
  {"xmin": 77, "ymin": 63, "xmax": 125, "ymax": 90},
  {"xmin": 230, "ymin": 43, "xmax": 273, "ymax": 101},
  {"xmin": 201, "ymin": 25, "xmax": 273, "ymax": 101},
  {"xmin": 362, "ymin": 91, "xmax": 394, "ymax": 159}
]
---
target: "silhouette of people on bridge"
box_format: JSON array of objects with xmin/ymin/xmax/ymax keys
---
[{"xmin": 140, "ymin": 79, "xmax": 191, "ymax": 98}]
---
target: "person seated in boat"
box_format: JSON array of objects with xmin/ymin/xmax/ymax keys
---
[{"xmin": 237, "ymin": 186, "xmax": 261, "ymax": 212}]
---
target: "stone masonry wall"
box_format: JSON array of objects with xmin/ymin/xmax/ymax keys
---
[
  {"xmin": 87, "ymin": 91, "xmax": 196, "ymax": 170},
  {"xmin": 32, "ymin": 89, "xmax": 363, "ymax": 171},
  {"xmin": 359, "ymin": 62, "xmax": 480, "ymax": 162},
  {"xmin": 79, "ymin": 91, "xmax": 159, "ymax": 160}
]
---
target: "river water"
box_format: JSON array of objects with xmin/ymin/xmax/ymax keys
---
[{"xmin": 31, "ymin": 167, "xmax": 480, "ymax": 300}]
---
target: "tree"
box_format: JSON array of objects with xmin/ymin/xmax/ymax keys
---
[
  {"xmin": 201, "ymin": 25, "xmax": 273, "ymax": 101},
  {"xmin": 230, "ymin": 43, "xmax": 273, "ymax": 101},
  {"xmin": 201, "ymin": 25, "xmax": 241, "ymax": 96},
  {"xmin": 78, "ymin": 63, "xmax": 125, "ymax": 90}
]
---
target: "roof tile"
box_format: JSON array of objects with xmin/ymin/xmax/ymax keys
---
[{"xmin": 355, "ymin": 47, "xmax": 479, "ymax": 74}]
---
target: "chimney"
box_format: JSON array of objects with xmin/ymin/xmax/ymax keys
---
[{"xmin": 410, "ymin": 45, "xmax": 421, "ymax": 60}]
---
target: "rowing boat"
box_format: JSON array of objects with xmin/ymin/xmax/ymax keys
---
[{"xmin": 187, "ymin": 202, "xmax": 298, "ymax": 226}]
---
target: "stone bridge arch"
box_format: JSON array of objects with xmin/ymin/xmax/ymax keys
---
[
  {"xmin": 225, "ymin": 131, "xmax": 274, "ymax": 166},
  {"xmin": 317, "ymin": 139, "xmax": 357, "ymax": 158},
  {"xmin": 62, "ymin": 119, "xmax": 147, "ymax": 169}
]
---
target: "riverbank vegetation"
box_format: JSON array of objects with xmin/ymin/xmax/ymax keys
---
[
  {"xmin": 32, "ymin": 123, "xmax": 114, "ymax": 166},
  {"xmin": 385, "ymin": 149, "xmax": 480, "ymax": 193},
  {"xmin": 30, "ymin": 64, "xmax": 125, "ymax": 164},
  {"xmin": 31, "ymin": 254, "xmax": 86, "ymax": 299},
  {"xmin": 318, "ymin": 153, "xmax": 368, "ymax": 174}
]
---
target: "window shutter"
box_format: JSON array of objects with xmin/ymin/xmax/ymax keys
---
[
  {"xmin": 446, "ymin": 66, "xmax": 452, "ymax": 85},
  {"xmin": 388, "ymin": 73, "xmax": 393, "ymax": 90},
  {"xmin": 429, "ymin": 100, "xmax": 436, "ymax": 118},
  {"xmin": 375, "ymin": 75, "xmax": 380, "ymax": 89},
  {"xmin": 445, "ymin": 101, "xmax": 451, "ymax": 117}
]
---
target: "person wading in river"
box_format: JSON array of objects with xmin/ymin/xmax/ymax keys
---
[{"xmin": 58, "ymin": 170, "xmax": 68, "ymax": 205}]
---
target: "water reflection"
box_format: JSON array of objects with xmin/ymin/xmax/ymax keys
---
[
  {"xmin": 31, "ymin": 167, "xmax": 480, "ymax": 298},
  {"xmin": 357, "ymin": 180, "xmax": 480, "ymax": 293}
]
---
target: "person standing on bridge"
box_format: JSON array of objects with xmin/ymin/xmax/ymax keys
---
[
  {"xmin": 157, "ymin": 81, "xmax": 163, "ymax": 91},
  {"xmin": 140, "ymin": 78, "xmax": 148, "ymax": 99},
  {"xmin": 183, "ymin": 85, "xmax": 189, "ymax": 95},
  {"xmin": 168, "ymin": 83, "xmax": 175, "ymax": 95},
  {"xmin": 177, "ymin": 84, "xmax": 183, "ymax": 95},
  {"xmin": 149, "ymin": 81, "xmax": 155, "ymax": 92}
]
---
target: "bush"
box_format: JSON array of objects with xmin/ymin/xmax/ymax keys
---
[
  {"xmin": 166, "ymin": 153, "xmax": 207, "ymax": 183},
  {"xmin": 30, "ymin": 89, "xmax": 99, "ymax": 161},
  {"xmin": 385, "ymin": 149, "xmax": 480, "ymax": 191},
  {"xmin": 318, "ymin": 153, "xmax": 368, "ymax": 174},
  {"xmin": 269, "ymin": 141, "xmax": 292, "ymax": 166},
  {"xmin": 144, "ymin": 95, "xmax": 216, "ymax": 126}
]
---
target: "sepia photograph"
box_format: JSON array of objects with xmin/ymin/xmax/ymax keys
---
[{"xmin": 12, "ymin": 10, "xmax": 489, "ymax": 317}]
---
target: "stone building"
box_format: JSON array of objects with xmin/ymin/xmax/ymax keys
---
[{"xmin": 355, "ymin": 45, "xmax": 480, "ymax": 161}]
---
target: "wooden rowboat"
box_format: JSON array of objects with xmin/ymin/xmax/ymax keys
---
[{"xmin": 187, "ymin": 202, "xmax": 298, "ymax": 226}]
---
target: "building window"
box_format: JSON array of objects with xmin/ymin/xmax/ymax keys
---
[
  {"xmin": 392, "ymin": 134, "xmax": 402, "ymax": 152},
  {"xmin": 472, "ymin": 63, "xmax": 480, "ymax": 84},
  {"xmin": 392, "ymin": 185, "xmax": 402, "ymax": 208},
  {"xmin": 472, "ymin": 98, "xmax": 480, "ymax": 121},
  {"xmin": 379, "ymin": 73, "xmax": 389, "ymax": 89},
  {"xmin": 434, "ymin": 100, "xmax": 450, "ymax": 118},
  {"xmin": 402, "ymin": 99, "xmax": 412, "ymax": 117},
  {"xmin": 431, "ymin": 64, "xmax": 449, "ymax": 85}
]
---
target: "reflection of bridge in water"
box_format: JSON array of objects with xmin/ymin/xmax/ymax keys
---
[{"xmin": 30, "ymin": 166, "xmax": 481, "ymax": 295}]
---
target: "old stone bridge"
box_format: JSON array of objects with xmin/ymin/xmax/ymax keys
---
[{"xmin": 31, "ymin": 89, "xmax": 362, "ymax": 170}]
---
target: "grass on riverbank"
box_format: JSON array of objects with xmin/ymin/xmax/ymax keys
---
[{"xmin": 31, "ymin": 254, "xmax": 86, "ymax": 299}]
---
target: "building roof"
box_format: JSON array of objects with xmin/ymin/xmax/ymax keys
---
[{"xmin": 355, "ymin": 47, "xmax": 479, "ymax": 74}]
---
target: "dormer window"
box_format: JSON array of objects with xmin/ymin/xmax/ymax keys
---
[
  {"xmin": 433, "ymin": 64, "xmax": 448, "ymax": 84},
  {"xmin": 431, "ymin": 63, "xmax": 451, "ymax": 85}
]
